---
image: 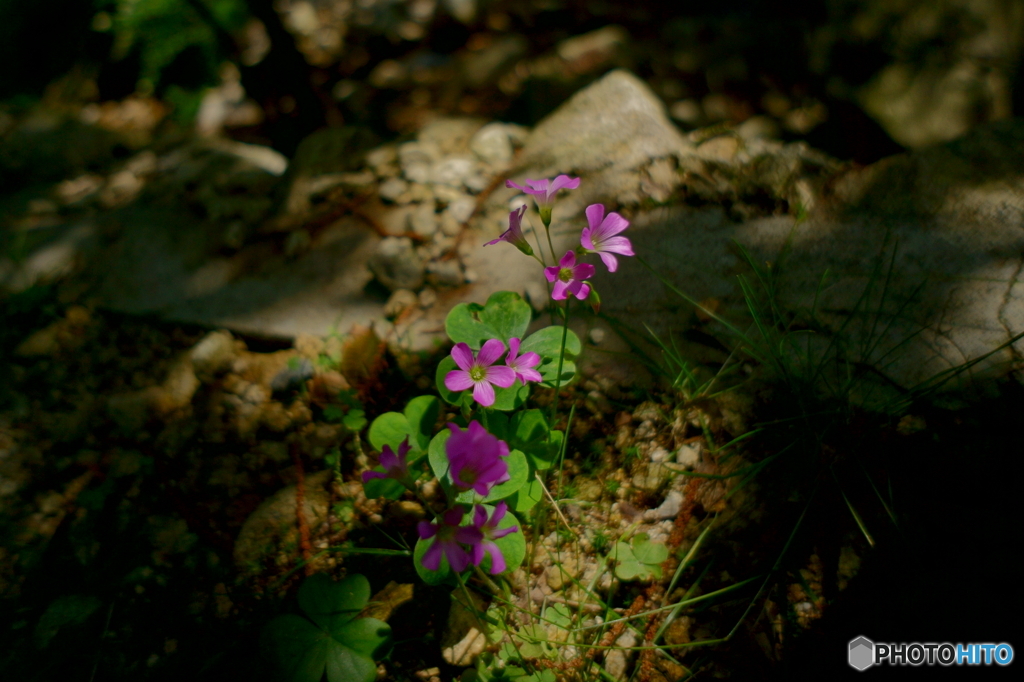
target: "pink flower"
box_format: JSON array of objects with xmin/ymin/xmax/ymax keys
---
[
  {"xmin": 505, "ymin": 175, "xmax": 581, "ymax": 205},
  {"xmin": 467, "ymin": 502, "xmax": 519, "ymax": 574},
  {"xmin": 581, "ymin": 203, "xmax": 634, "ymax": 273},
  {"xmin": 362, "ymin": 436, "xmax": 411, "ymax": 484},
  {"xmin": 504, "ymin": 337, "xmax": 542, "ymax": 384},
  {"xmin": 446, "ymin": 421, "xmax": 510, "ymax": 496},
  {"xmin": 417, "ymin": 507, "xmax": 481, "ymax": 573},
  {"xmin": 484, "ymin": 205, "xmax": 533, "ymax": 256},
  {"xmin": 544, "ymin": 251, "xmax": 595, "ymax": 301},
  {"xmin": 506, "ymin": 175, "xmax": 580, "ymax": 226},
  {"xmin": 444, "ymin": 339, "xmax": 516, "ymax": 407}
]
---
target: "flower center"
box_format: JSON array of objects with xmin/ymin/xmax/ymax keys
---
[
  {"xmin": 558, "ymin": 267, "xmax": 574, "ymax": 282},
  {"xmin": 469, "ymin": 365, "xmax": 487, "ymax": 382}
]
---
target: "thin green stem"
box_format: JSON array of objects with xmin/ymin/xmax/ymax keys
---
[{"xmin": 549, "ymin": 300, "xmax": 571, "ymax": 435}]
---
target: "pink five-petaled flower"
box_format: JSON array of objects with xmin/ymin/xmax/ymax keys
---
[
  {"xmin": 361, "ymin": 436, "xmax": 411, "ymax": 483},
  {"xmin": 445, "ymin": 420, "xmax": 510, "ymax": 496},
  {"xmin": 544, "ymin": 251, "xmax": 596, "ymax": 301},
  {"xmin": 468, "ymin": 502, "xmax": 519, "ymax": 574},
  {"xmin": 444, "ymin": 339, "xmax": 516, "ymax": 407},
  {"xmin": 581, "ymin": 203, "xmax": 634, "ymax": 273},
  {"xmin": 504, "ymin": 337, "xmax": 542, "ymax": 385},
  {"xmin": 484, "ymin": 205, "xmax": 533, "ymax": 256},
  {"xmin": 417, "ymin": 508, "xmax": 481, "ymax": 573},
  {"xmin": 505, "ymin": 175, "xmax": 580, "ymax": 225}
]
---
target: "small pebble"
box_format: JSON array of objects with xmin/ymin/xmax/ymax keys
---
[{"xmin": 589, "ymin": 328, "xmax": 606, "ymax": 345}]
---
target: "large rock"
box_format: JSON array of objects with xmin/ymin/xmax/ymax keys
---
[{"xmin": 420, "ymin": 73, "xmax": 1024, "ymax": 397}]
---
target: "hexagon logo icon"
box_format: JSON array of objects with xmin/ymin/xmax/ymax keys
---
[{"xmin": 849, "ymin": 636, "xmax": 875, "ymax": 671}]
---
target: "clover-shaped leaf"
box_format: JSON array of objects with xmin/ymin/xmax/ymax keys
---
[
  {"xmin": 611, "ymin": 534, "xmax": 668, "ymax": 581},
  {"xmin": 519, "ymin": 326, "xmax": 582, "ymax": 388},
  {"xmin": 264, "ymin": 574, "xmax": 391, "ymax": 682},
  {"xmin": 446, "ymin": 292, "xmax": 533, "ymax": 349}
]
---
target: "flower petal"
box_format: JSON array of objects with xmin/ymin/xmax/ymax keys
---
[
  {"xmin": 483, "ymin": 231, "xmax": 508, "ymax": 246},
  {"xmin": 491, "ymin": 501, "xmax": 508, "ymax": 524},
  {"xmin": 421, "ymin": 539, "xmax": 443, "ymax": 570},
  {"xmin": 595, "ymin": 212, "xmax": 630, "ymax": 239},
  {"xmin": 516, "ymin": 351, "xmax": 541, "ymax": 369},
  {"xmin": 564, "ymin": 279, "xmax": 584, "ymax": 299},
  {"xmin": 505, "ymin": 179, "xmax": 532, "ymax": 193},
  {"xmin": 517, "ymin": 367, "xmax": 544, "ymax": 384},
  {"xmin": 445, "ymin": 542, "xmax": 470, "ymax": 572},
  {"xmin": 418, "ymin": 520, "xmax": 438, "ymax": 540},
  {"xmin": 573, "ymin": 263, "xmax": 596, "ymax": 280},
  {"xmin": 473, "ymin": 505, "xmax": 488, "ymax": 528},
  {"xmin": 451, "ymin": 343, "xmax": 475, "ymax": 371},
  {"xmin": 477, "ymin": 338, "xmax": 506, "ymax": 367},
  {"xmin": 600, "ymin": 235, "xmax": 634, "ymax": 256},
  {"xmin": 379, "ymin": 445, "xmax": 397, "ymax": 469},
  {"xmin": 580, "ymin": 227, "xmax": 596, "ymax": 251},
  {"xmin": 558, "ymin": 250, "xmax": 576, "ymax": 268},
  {"xmin": 443, "ymin": 508, "xmax": 466, "ymax": 525},
  {"xmin": 483, "ymin": 541, "xmax": 506, "ymax": 574},
  {"xmin": 490, "ymin": 524, "xmax": 518, "ymax": 540},
  {"xmin": 585, "ymin": 203, "xmax": 606, "ymax": 230},
  {"xmin": 599, "ymin": 252, "xmax": 619, "ymax": 272},
  {"xmin": 485, "ymin": 365, "xmax": 517, "ymax": 388},
  {"xmin": 445, "ymin": 370, "xmax": 474, "ymax": 392},
  {"xmin": 472, "ymin": 381, "xmax": 496, "ymax": 407},
  {"xmin": 549, "ymin": 175, "xmax": 581, "ymax": 194},
  {"xmin": 544, "ymin": 266, "xmax": 559, "ymax": 283},
  {"xmin": 524, "ymin": 178, "xmax": 550, "ymax": 192},
  {"xmin": 455, "ymin": 525, "xmax": 483, "ymax": 545},
  {"xmin": 362, "ymin": 470, "xmax": 386, "ymax": 482},
  {"xmin": 506, "ymin": 337, "xmax": 521, "ymax": 361},
  {"xmin": 551, "ymin": 281, "xmax": 569, "ymax": 300},
  {"xmin": 575, "ymin": 283, "xmax": 591, "ymax": 300}
]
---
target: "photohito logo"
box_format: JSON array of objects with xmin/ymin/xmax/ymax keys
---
[{"xmin": 848, "ymin": 636, "xmax": 1014, "ymax": 670}]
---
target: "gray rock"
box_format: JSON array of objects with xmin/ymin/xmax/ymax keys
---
[
  {"xmin": 432, "ymin": 155, "xmax": 478, "ymax": 188},
  {"xmin": 514, "ymin": 69, "xmax": 692, "ymax": 207},
  {"xmin": 378, "ymin": 176, "xmax": 408, "ymax": 203},
  {"xmin": 188, "ymin": 331, "xmax": 237, "ymax": 378},
  {"xmin": 469, "ymin": 123, "xmax": 515, "ymax": 166},
  {"xmin": 676, "ymin": 444, "xmax": 700, "ymax": 468},
  {"xmin": 270, "ymin": 358, "xmax": 314, "ymax": 393},
  {"xmin": 410, "ymin": 202, "xmax": 438, "ymax": 237},
  {"xmin": 369, "ymin": 237, "xmax": 425, "ymax": 291},
  {"xmin": 426, "ymin": 260, "xmax": 464, "ymax": 287},
  {"xmin": 447, "ymin": 196, "xmax": 477, "ymax": 224},
  {"xmin": 644, "ymin": 490, "xmax": 684, "ymax": 521},
  {"xmin": 846, "ymin": 0, "xmax": 1023, "ymax": 149},
  {"xmin": 604, "ymin": 629, "xmax": 637, "ymax": 680},
  {"xmin": 234, "ymin": 470, "xmax": 333, "ymax": 575},
  {"xmin": 384, "ymin": 289, "xmax": 419, "ymax": 319},
  {"xmin": 417, "ymin": 117, "xmax": 485, "ymax": 155}
]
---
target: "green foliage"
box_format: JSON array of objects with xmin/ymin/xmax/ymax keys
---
[
  {"xmin": 518, "ymin": 326, "xmax": 581, "ymax": 388},
  {"xmin": 445, "ymin": 292, "xmax": 533, "ymax": 350},
  {"xmin": 367, "ymin": 396, "xmax": 438, "ymax": 452},
  {"xmin": 322, "ymin": 390, "xmax": 366, "ymax": 431},
  {"xmin": 612, "ymin": 533, "xmax": 669, "ymax": 581},
  {"xmin": 99, "ymin": 0, "xmax": 249, "ymax": 121},
  {"xmin": 263, "ymin": 574, "xmax": 391, "ymax": 682}
]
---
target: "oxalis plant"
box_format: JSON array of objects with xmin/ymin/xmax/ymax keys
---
[{"xmin": 357, "ymin": 176, "xmax": 640, "ymax": 670}]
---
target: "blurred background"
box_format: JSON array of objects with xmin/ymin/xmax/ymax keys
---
[{"xmin": 2, "ymin": 0, "xmax": 1022, "ymax": 179}]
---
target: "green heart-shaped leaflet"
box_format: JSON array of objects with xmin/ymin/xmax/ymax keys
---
[
  {"xmin": 445, "ymin": 292, "xmax": 533, "ymax": 349},
  {"xmin": 265, "ymin": 574, "xmax": 391, "ymax": 682}
]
